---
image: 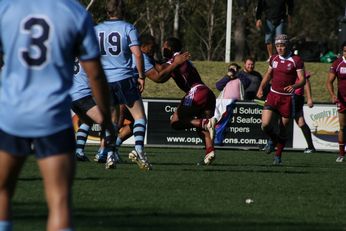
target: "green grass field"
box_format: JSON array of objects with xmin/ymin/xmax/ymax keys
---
[{"xmin": 12, "ymin": 146, "xmax": 346, "ymax": 231}]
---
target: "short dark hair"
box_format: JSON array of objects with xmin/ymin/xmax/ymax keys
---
[
  {"xmin": 243, "ymin": 56, "xmax": 256, "ymax": 63},
  {"xmin": 140, "ymin": 34, "xmax": 155, "ymax": 46},
  {"xmin": 165, "ymin": 37, "xmax": 182, "ymax": 53},
  {"xmin": 106, "ymin": 0, "xmax": 125, "ymax": 18},
  {"xmin": 342, "ymin": 41, "xmax": 346, "ymax": 50}
]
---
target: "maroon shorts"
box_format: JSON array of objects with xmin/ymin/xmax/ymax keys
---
[
  {"xmin": 264, "ymin": 91, "xmax": 294, "ymax": 118},
  {"xmin": 337, "ymin": 98, "xmax": 346, "ymax": 113},
  {"xmin": 178, "ymin": 84, "xmax": 216, "ymax": 118}
]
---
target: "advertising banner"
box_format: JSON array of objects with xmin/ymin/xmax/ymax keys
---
[
  {"xmin": 146, "ymin": 99, "xmax": 204, "ymax": 146},
  {"xmin": 145, "ymin": 99, "xmax": 293, "ymax": 149},
  {"xmin": 293, "ymin": 104, "xmax": 339, "ymax": 151}
]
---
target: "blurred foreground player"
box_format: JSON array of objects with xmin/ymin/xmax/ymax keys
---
[{"xmin": 0, "ymin": 0, "xmax": 114, "ymax": 230}]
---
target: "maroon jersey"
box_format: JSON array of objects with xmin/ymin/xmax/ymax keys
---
[
  {"xmin": 330, "ymin": 57, "xmax": 346, "ymax": 103},
  {"xmin": 269, "ymin": 54, "xmax": 304, "ymax": 94},
  {"xmin": 167, "ymin": 53, "xmax": 204, "ymax": 93}
]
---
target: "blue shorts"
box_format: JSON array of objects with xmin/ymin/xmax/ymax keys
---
[
  {"xmin": 264, "ymin": 19, "xmax": 287, "ymax": 44},
  {"xmin": 0, "ymin": 127, "xmax": 76, "ymax": 159},
  {"xmin": 109, "ymin": 78, "xmax": 141, "ymax": 107}
]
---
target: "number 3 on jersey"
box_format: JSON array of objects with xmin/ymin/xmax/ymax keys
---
[
  {"xmin": 98, "ymin": 32, "xmax": 121, "ymax": 56},
  {"xmin": 20, "ymin": 16, "xmax": 51, "ymax": 68}
]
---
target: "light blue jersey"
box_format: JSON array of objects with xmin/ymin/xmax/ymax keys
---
[
  {"xmin": 94, "ymin": 19, "xmax": 140, "ymax": 83},
  {"xmin": 70, "ymin": 59, "xmax": 92, "ymax": 102},
  {"xmin": 0, "ymin": 0, "xmax": 100, "ymax": 137},
  {"xmin": 132, "ymin": 53, "xmax": 154, "ymax": 78}
]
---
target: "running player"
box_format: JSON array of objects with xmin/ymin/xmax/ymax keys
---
[
  {"xmin": 262, "ymin": 71, "xmax": 316, "ymax": 154},
  {"xmin": 0, "ymin": 0, "xmax": 114, "ymax": 230},
  {"xmin": 158, "ymin": 37, "xmax": 217, "ymax": 165},
  {"xmin": 257, "ymin": 34, "xmax": 305, "ymax": 165},
  {"xmin": 327, "ymin": 41, "xmax": 346, "ymax": 162}
]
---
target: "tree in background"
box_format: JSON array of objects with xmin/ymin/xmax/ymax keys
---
[{"xmin": 80, "ymin": 0, "xmax": 346, "ymax": 61}]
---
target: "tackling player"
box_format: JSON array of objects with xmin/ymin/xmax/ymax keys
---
[
  {"xmin": 114, "ymin": 34, "xmax": 189, "ymax": 160},
  {"xmin": 157, "ymin": 37, "xmax": 217, "ymax": 165}
]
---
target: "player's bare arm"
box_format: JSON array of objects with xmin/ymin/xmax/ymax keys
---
[
  {"xmin": 130, "ymin": 45, "xmax": 145, "ymax": 92},
  {"xmin": 326, "ymin": 72, "xmax": 338, "ymax": 103},
  {"xmin": 304, "ymin": 79, "xmax": 314, "ymax": 108},
  {"xmin": 256, "ymin": 67, "xmax": 272, "ymax": 98},
  {"xmin": 146, "ymin": 52, "xmax": 190, "ymax": 83}
]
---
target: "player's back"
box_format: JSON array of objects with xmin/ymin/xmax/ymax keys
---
[
  {"xmin": 95, "ymin": 19, "xmax": 140, "ymax": 83},
  {"xmin": 71, "ymin": 60, "xmax": 92, "ymax": 102},
  {"xmin": 0, "ymin": 0, "xmax": 100, "ymax": 137},
  {"xmin": 168, "ymin": 54, "xmax": 204, "ymax": 93}
]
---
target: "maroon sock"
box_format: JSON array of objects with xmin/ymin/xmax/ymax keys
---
[
  {"xmin": 206, "ymin": 146, "xmax": 214, "ymax": 155},
  {"xmin": 339, "ymin": 143, "xmax": 345, "ymax": 156},
  {"xmin": 275, "ymin": 142, "xmax": 285, "ymax": 157}
]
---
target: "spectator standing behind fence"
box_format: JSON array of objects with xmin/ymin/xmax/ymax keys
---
[
  {"xmin": 256, "ymin": 0, "xmax": 294, "ymax": 60},
  {"xmin": 326, "ymin": 41, "xmax": 346, "ymax": 163}
]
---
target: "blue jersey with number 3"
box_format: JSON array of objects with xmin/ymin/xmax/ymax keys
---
[
  {"xmin": 94, "ymin": 19, "xmax": 140, "ymax": 83},
  {"xmin": 0, "ymin": 0, "xmax": 100, "ymax": 137}
]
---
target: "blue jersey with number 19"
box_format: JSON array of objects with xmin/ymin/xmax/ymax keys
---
[
  {"xmin": 0, "ymin": 0, "xmax": 100, "ymax": 137},
  {"xmin": 94, "ymin": 19, "xmax": 140, "ymax": 83}
]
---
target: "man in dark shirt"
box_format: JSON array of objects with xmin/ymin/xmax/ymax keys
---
[
  {"xmin": 256, "ymin": 0, "xmax": 294, "ymax": 59},
  {"xmin": 241, "ymin": 57, "xmax": 263, "ymax": 100}
]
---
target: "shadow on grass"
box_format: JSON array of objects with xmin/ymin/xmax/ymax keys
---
[{"xmin": 12, "ymin": 202, "xmax": 345, "ymax": 231}]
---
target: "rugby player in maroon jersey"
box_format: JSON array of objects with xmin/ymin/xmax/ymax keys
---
[
  {"xmin": 257, "ymin": 34, "xmax": 305, "ymax": 165},
  {"xmin": 158, "ymin": 37, "xmax": 217, "ymax": 165},
  {"xmin": 327, "ymin": 41, "xmax": 346, "ymax": 162}
]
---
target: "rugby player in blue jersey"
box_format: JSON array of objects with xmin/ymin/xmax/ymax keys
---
[
  {"xmin": 74, "ymin": 33, "xmax": 189, "ymax": 167},
  {"xmin": 93, "ymin": 0, "xmax": 175, "ymax": 170},
  {"xmin": 0, "ymin": 0, "xmax": 114, "ymax": 230},
  {"xmin": 71, "ymin": 59, "xmax": 117, "ymax": 169}
]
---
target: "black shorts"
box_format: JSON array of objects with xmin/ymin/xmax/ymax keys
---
[
  {"xmin": 109, "ymin": 78, "xmax": 141, "ymax": 107},
  {"xmin": 0, "ymin": 127, "xmax": 76, "ymax": 158},
  {"xmin": 294, "ymin": 95, "xmax": 305, "ymax": 116},
  {"xmin": 71, "ymin": 95, "xmax": 96, "ymax": 121}
]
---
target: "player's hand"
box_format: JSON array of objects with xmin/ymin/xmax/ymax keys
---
[
  {"xmin": 256, "ymin": 19, "xmax": 262, "ymax": 30},
  {"xmin": 307, "ymin": 98, "xmax": 314, "ymax": 108},
  {"xmin": 137, "ymin": 77, "xmax": 145, "ymax": 93},
  {"xmin": 256, "ymin": 89, "xmax": 263, "ymax": 99},
  {"xmin": 173, "ymin": 52, "xmax": 190, "ymax": 65},
  {"xmin": 284, "ymin": 85, "xmax": 295, "ymax": 93},
  {"xmin": 331, "ymin": 95, "xmax": 338, "ymax": 104}
]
